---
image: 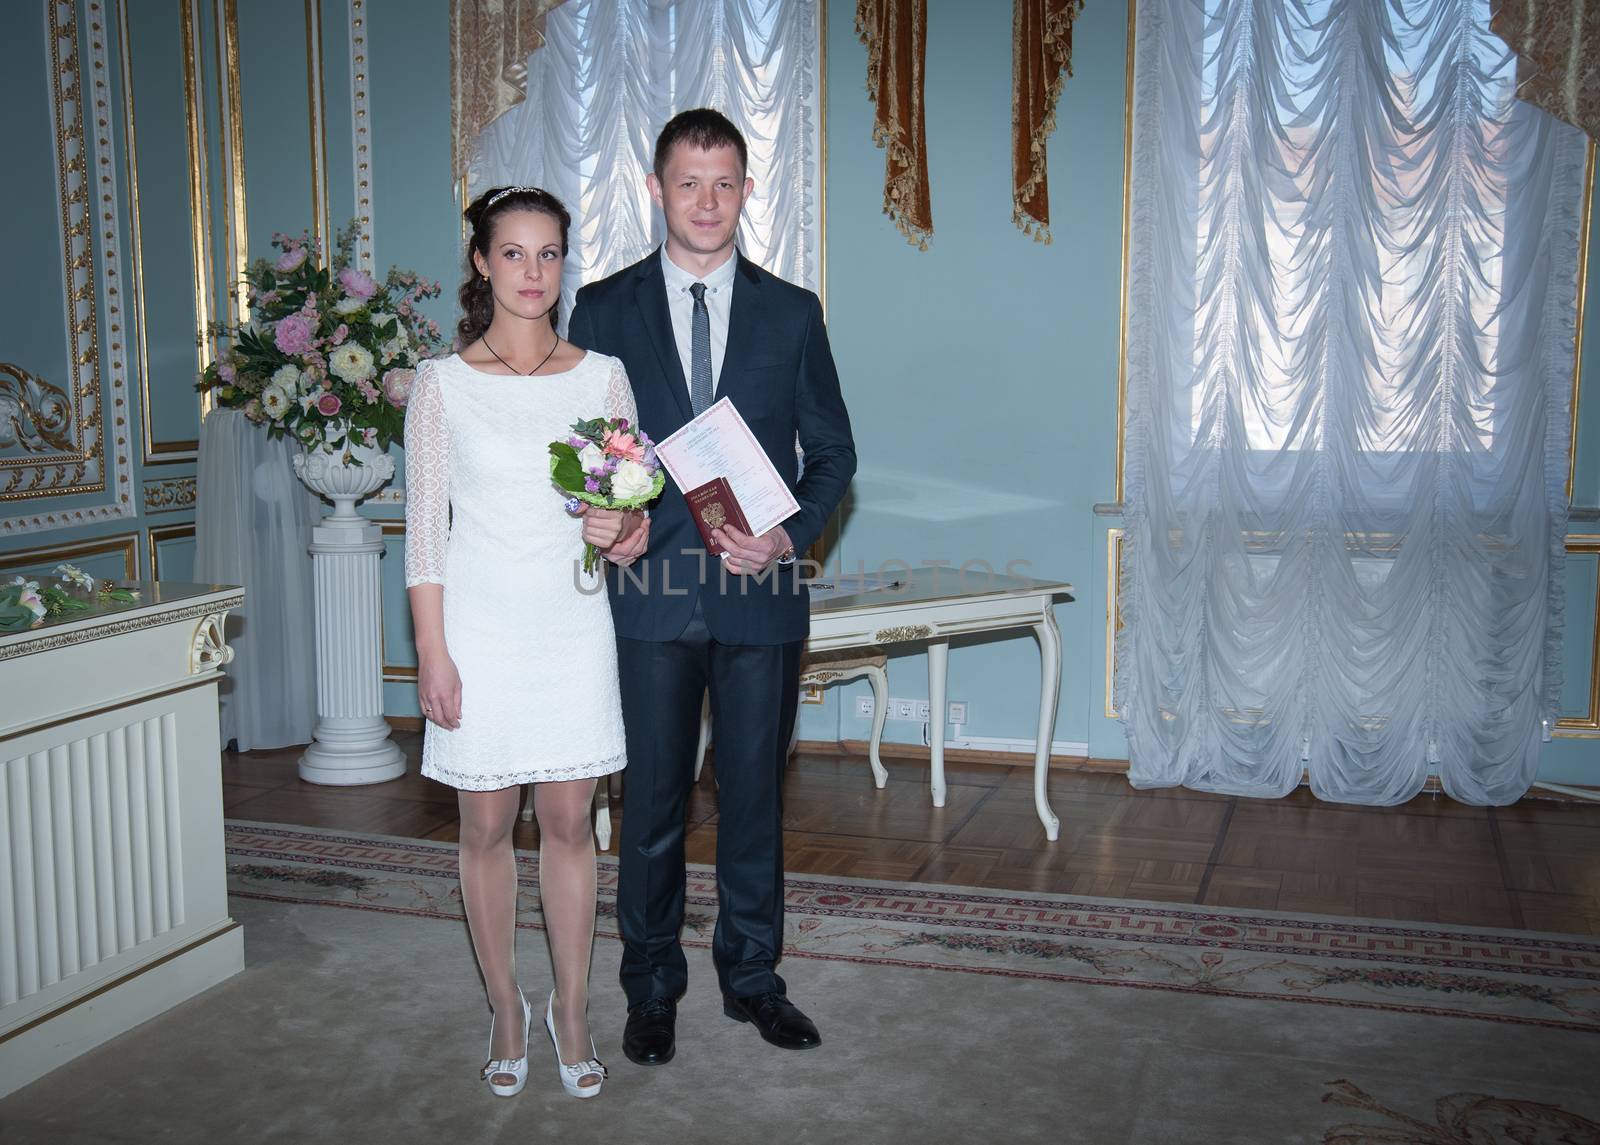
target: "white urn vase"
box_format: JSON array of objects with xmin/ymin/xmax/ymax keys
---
[{"xmin": 292, "ymin": 436, "xmax": 405, "ymax": 785}]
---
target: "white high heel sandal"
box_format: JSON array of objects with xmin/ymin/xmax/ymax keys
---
[
  {"xmin": 545, "ymin": 991, "xmax": 607, "ymax": 1099},
  {"xmin": 481, "ymin": 988, "xmax": 532, "ymax": 1098}
]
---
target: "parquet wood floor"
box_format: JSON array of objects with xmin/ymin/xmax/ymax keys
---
[{"xmin": 221, "ymin": 734, "xmax": 1600, "ymax": 935}]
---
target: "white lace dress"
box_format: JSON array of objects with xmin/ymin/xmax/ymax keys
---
[{"xmin": 402, "ymin": 350, "xmax": 632, "ymax": 790}]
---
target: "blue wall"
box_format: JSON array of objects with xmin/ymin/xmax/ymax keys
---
[{"xmin": 2, "ymin": 0, "xmax": 1596, "ymax": 781}]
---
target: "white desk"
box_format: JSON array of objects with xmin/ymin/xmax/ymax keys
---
[{"xmin": 808, "ymin": 568, "xmax": 1073, "ymax": 841}]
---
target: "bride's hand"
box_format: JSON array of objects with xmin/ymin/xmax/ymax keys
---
[
  {"xmin": 579, "ymin": 505, "xmax": 646, "ymax": 551},
  {"xmin": 417, "ymin": 652, "xmax": 463, "ymax": 729}
]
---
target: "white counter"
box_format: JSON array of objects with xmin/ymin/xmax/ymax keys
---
[{"xmin": 0, "ymin": 582, "xmax": 245, "ymax": 1096}]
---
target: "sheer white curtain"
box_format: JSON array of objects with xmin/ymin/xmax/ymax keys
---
[
  {"xmin": 1117, "ymin": 0, "xmax": 1589, "ymax": 804},
  {"xmin": 467, "ymin": 0, "xmax": 823, "ymax": 324},
  {"xmin": 194, "ymin": 409, "xmax": 320, "ymax": 750}
]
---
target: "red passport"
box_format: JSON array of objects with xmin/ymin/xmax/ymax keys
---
[{"xmin": 684, "ymin": 477, "xmax": 751, "ymax": 555}]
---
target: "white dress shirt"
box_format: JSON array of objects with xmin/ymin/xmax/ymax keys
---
[{"xmin": 661, "ymin": 246, "xmax": 737, "ymax": 399}]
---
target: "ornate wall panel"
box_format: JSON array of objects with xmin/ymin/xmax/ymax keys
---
[
  {"xmin": 1, "ymin": 1, "xmax": 135, "ymax": 536},
  {"xmin": 0, "ymin": 532, "xmax": 140, "ymax": 581}
]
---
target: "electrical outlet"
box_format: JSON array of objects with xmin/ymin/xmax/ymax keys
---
[
  {"xmin": 912, "ymin": 700, "xmax": 931, "ymax": 721},
  {"xmin": 947, "ymin": 701, "xmax": 968, "ymax": 725},
  {"xmin": 855, "ymin": 696, "xmax": 874, "ymax": 717},
  {"xmin": 889, "ymin": 698, "xmax": 919, "ymax": 721}
]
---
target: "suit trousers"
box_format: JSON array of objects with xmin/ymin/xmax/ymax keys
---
[{"xmin": 615, "ymin": 597, "xmax": 803, "ymax": 1007}]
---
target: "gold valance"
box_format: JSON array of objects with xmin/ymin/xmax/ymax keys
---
[
  {"xmin": 856, "ymin": 0, "xmax": 933, "ymax": 249},
  {"xmin": 449, "ymin": 0, "xmax": 569, "ymax": 184},
  {"xmin": 1013, "ymin": 0, "xmax": 1085, "ymax": 243},
  {"xmin": 1491, "ymin": 0, "xmax": 1600, "ymax": 141}
]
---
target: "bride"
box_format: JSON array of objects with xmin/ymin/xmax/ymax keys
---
[{"xmin": 403, "ymin": 185, "xmax": 649, "ymax": 1098}]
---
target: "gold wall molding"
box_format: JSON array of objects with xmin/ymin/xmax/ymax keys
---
[
  {"xmin": 147, "ymin": 521, "xmax": 197, "ymax": 580},
  {"xmin": 2, "ymin": 0, "xmax": 135, "ymax": 535},
  {"xmin": 378, "ymin": 520, "xmax": 415, "ymax": 680},
  {"xmin": 1556, "ymin": 533, "xmax": 1600, "ymax": 735},
  {"xmin": 305, "ymin": 0, "xmax": 331, "ymax": 257},
  {"xmin": 181, "ymin": 0, "xmax": 216, "ymax": 418},
  {"xmin": 142, "ymin": 476, "xmax": 198, "ymax": 515},
  {"xmin": 0, "ymin": 532, "xmax": 141, "ymax": 581},
  {"xmin": 215, "ymin": 0, "xmax": 248, "ymax": 326},
  {"xmin": 121, "ymin": 0, "xmax": 200, "ymax": 467}
]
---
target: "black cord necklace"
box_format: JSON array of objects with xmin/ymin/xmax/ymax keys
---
[{"xmin": 482, "ymin": 331, "xmax": 560, "ymax": 376}]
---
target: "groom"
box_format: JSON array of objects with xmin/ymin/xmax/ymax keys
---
[{"xmin": 568, "ymin": 108, "xmax": 855, "ymax": 1065}]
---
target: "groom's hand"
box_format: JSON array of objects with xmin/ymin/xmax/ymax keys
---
[{"xmin": 713, "ymin": 524, "xmax": 793, "ymax": 575}]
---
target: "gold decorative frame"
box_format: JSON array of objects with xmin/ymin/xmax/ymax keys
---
[
  {"xmin": 378, "ymin": 521, "xmax": 417, "ymax": 681},
  {"xmin": 121, "ymin": 0, "xmax": 200, "ymax": 466},
  {"xmin": 147, "ymin": 522, "xmax": 197, "ymax": 581},
  {"xmin": 1556, "ymin": 534, "xmax": 1600, "ymax": 734},
  {"xmin": 0, "ymin": 532, "xmax": 141, "ymax": 581},
  {"xmin": 1, "ymin": 1, "xmax": 135, "ymax": 535}
]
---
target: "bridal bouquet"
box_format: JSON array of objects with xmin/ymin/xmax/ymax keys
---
[
  {"xmin": 195, "ymin": 224, "xmax": 444, "ymax": 456},
  {"xmin": 550, "ymin": 416, "xmax": 666, "ymax": 573}
]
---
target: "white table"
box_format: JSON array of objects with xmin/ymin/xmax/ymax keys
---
[{"xmin": 808, "ymin": 567, "xmax": 1073, "ymax": 841}]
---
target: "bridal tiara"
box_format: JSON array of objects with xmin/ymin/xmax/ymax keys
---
[{"xmin": 484, "ymin": 185, "xmax": 542, "ymax": 209}]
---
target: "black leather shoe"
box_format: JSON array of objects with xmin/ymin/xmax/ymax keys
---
[
  {"xmin": 722, "ymin": 991, "xmax": 821, "ymax": 1051},
  {"xmin": 623, "ymin": 997, "xmax": 677, "ymax": 1066}
]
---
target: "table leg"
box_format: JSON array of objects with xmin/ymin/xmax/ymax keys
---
[
  {"xmin": 928, "ymin": 639, "xmax": 949, "ymax": 807},
  {"xmin": 1033, "ymin": 608, "xmax": 1062, "ymax": 841}
]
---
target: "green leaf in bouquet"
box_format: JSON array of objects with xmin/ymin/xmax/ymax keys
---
[{"xmin": 549, "ymin": 441, "xmax": 584, "ymax": 491}]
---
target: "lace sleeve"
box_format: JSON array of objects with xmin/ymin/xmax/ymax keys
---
[
  {"xmin": 603, "ymin": 355, "xmax": 639, "ymax": 427},
  {"xmin": 403, "ymin": 360, "xmax": 450, "ymax": 586}
]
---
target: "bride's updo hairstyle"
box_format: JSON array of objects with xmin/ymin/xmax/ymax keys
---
[{"xmin": 457, "ymin": 186, "xmax": 572, "ymax": 348}]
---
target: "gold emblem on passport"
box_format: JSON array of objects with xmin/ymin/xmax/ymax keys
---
[{"xmin": 700, "ymin": 501, "xmax": 727, "ymax": 530}]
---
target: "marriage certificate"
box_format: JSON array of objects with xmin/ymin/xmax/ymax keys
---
[{"xmin": 653, "ymin": 397, "xmax": 800, "ymax": 539}]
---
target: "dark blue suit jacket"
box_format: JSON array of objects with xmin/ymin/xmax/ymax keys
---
[{"xmin": 567, "ymin": 250, "xmax": 855, "ymax": 645}]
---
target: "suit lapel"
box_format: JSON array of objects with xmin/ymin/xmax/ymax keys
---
[
  {"xmin": 632, "ymin": 253, "xmax": 693, "ymax": 425},
  {"xmin": 718, "ymin": 254, "xmax": 766, "ymax": 401}
]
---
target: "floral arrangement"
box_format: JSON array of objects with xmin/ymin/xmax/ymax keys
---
[
  {"xmin": 0, "ymin": 564, "xmax": 141, "ymax": 633},
  {"xmin": 195, "ymin": 224, "xmax": 444, "ymax": 456},
  {"xmin": 550, "ymin": 416, "xmax": 666, "ymax": 573}
]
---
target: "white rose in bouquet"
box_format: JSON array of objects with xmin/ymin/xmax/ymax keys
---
[{"xmin": 612, "ymin": 458, "xmax": 654, "ymax": 500}]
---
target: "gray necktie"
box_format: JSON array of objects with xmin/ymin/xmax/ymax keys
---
[{"xmin": 689, "ymin": 281, "xmax": 712, "ymax": 415}]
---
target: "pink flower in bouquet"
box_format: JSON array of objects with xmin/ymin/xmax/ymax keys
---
[
  {"xmin": 275, "ymin": 313, "xmax": 316, "ymax": 355},
  {"xmin": 331, "ymin": 323, "xmax": 349, "ymax": 346},
  {"xmin": 243, "ymin": 398, "xmax": 265, "ymax": 423},
  {"xmin": 275, "ymin": 246, "xmax": 307, "ymax": 273},
  {"xmin": 602, "ymin": 428, "xmax": 646, "ymax": 462},
  {"xmin": 316, "ymin": 392, "xmax": 342, "ymax": 416},
  {"xmin": 339, "ymin": 267, "xmax": 378, "ymax": 300},
  {"xmin": 218, "ymin": 362, "xmax": 236, "ymax": 383},
  {"xmin": 382, "ymin": 367, "xmax": 415, "ymax": 407},
  {"xmin": 355, "ymin": 376, "xmax": 381, "ymax": 403}
]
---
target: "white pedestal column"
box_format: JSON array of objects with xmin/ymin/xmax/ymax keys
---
[{"xmin": 294, "ymin": 442, "xmax": 405, "ymax": 785}]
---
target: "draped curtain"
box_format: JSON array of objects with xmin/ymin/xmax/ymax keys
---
[
  {"xmin": 856, "ymin": 0, "xmax": 932, "ymax": 248},
  {"xmin": 468, "ymin": 0, "xmax": 824, "ymax": 322},
  {"xmin": 1491, "ymin": 0, "xmax": 1600, "ymax": 139},
  {"xmin": 450, "ymin": 0, "xmax": 571, "ymax": 183},
  {"xmin": 194, "ymin": 409, "xmax": 321, "ymax": 750},
  {"xmin": 1117, "ymin": 0, "xmax": 1589, "ymax": 804}
]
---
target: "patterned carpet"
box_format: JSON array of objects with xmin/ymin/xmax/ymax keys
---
[{"xmin": 226, "ymin": 821, "xmax": 1600, "ymax": 1034}]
